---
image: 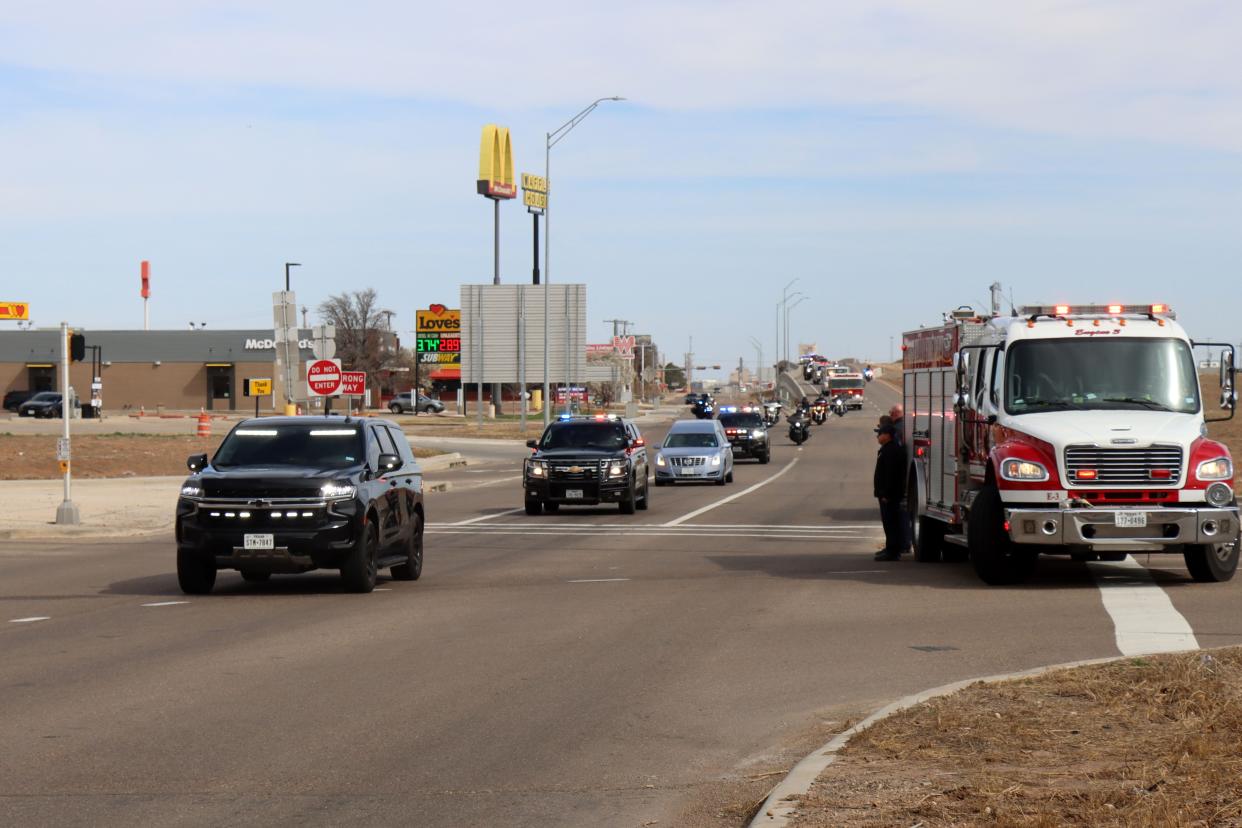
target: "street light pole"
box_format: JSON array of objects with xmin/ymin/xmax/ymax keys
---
[
  {"xmin": 542, "ymin": 96, "xmax": 625, "ymax": 425},
  {"xmin": 777, "ymin": 278, "xmax": 799, "ymax": 374},
  {"xmin": 785, "ymin": 295, "xmax": 808, "ymax": 366}
]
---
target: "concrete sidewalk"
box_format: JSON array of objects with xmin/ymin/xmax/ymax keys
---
[{"xmin": 0, "ymin": 453, "xmax": 465, "ymax": 541}]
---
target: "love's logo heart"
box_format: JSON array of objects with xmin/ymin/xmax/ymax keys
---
[{"xmin": 429, "ymin": 303, "xmax": 447, "ymax": 316}]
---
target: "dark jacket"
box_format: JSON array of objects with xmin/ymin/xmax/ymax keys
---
[
  {"xmin": 873, "ymin": 439, "xmax": 906, "ymax": 502},
  {"xmin": 891, "ymin": 416, "xmax": 905, "ymax": 447}
]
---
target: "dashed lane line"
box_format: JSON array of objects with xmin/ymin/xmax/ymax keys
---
[
  {"xmin": 141, "ymin": 601, "xmax": 190, "ymax": 607},
  {"xmin": 9, "ymin": 617, "xmax": 50, "ymax": 624},
  {"xmin": 568, "ymin": 578, "xmax": 631, "ymax": 583}
]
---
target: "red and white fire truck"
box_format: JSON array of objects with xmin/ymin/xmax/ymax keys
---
[
  {"xmin": 902, "ymin": 303, "xmax": 1238, "ymax": 585},
  {"xmin": 827, "ymin": 372, "xmax": 866, "ymax": 410}
]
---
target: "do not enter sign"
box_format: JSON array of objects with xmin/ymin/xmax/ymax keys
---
[{"xmin": 306, "ymin": 359, "xmax": 342, "ymax": 397}]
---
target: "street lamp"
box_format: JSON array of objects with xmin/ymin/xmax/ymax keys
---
[
  {"xmin": 748, "ymin": 336, "xmax": 764, "ymax": 387},
  {"xmin": 785, "ymin": 295, "xmax": 809, "ymax": 366},
  {"xmin": 776, "ymin": 278, "xmax": 799, "ymax": 374},
  {"xmin": 542, "ymin": 95, "xmax": 626, "ymax": 424}
]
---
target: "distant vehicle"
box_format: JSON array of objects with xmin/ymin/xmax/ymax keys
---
[
  {"xmin": 655, "ymin": 419, "xmax": 733, "ymax": 486},
  {"xmin": 389, "ymin": 392, "xmax": 445, "ymax": 414},
  {"xmin": 683, "ymin": 393, "xmax": 699, "ymax": 405},
  {"xmin": 787, "ymin": 410, "xmax": 811, "ymax": 445},
  {"xmin": 3, "ymin": 389, "xmax": 35, "ymax": 412},
  {"xmin": 524, "ymin": 414, "xmax": 650, "ymax": 514},
  {"xmin": 827, "ymin": 374, "xmax": 866, "ymax": 409},
  {"xmin": 18, "ymin": 392, "xmax": 62, "ymax": 418},
  {"xmin": 175, "ymin": 416, "xmax": 425, "ymax": 595},
  {"xmin": 691, "ymin": 394, "xmax": 715, "ymax": 419},
  {"xmin": 717, "ymin": 406, "xmax": 771, "ymax": 464}
]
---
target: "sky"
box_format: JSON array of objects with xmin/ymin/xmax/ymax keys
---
[{"xmin": 2, "ymin": 1, "xmax": 1241, "ymax": 376}]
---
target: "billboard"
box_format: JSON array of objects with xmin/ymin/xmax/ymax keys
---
[
  {"xmin": 460, "ymin": 284, "xmax": 587, "ymax": 385},
  {"xmin": 415, "ymin": 304, "xmax": 462, "ymax": 376},
  {"xmin": 477, "ymin": 125, "xmax": 516, "ymax": 199}
]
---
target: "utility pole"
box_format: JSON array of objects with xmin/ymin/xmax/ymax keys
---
[{"xmin": 301, "ymin": 306, "xmax": 308, "ymax": 327}]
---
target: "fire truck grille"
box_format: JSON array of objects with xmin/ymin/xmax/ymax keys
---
[{"xmin": 1064, "ymin": 445, "xmax": 1182, "ymax": 486}]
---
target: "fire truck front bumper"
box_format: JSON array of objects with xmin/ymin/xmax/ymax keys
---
[{"xmin": 1005, "ymin": 506, "xmax": 1239, "ymax": 550}]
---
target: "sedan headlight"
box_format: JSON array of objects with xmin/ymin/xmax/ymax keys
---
[
  {"xmin": 180, "ymin": 484, "xmax": 203, "ymax": 499},
  {"xmin": 608, "ymin": 461, "xmax": 626, "ymax": 477},
  {"xmin": 1000, "ymin": 458, "xmax": 1049, "ymax": 481},
  {"xmin": 321, "ymin": 482, "xmax": 357, "ymax": 499},
  {"xmin": 710, "ymin": 454, "xmax": 721, "ymax": 467},
  {"xmin": 527, "ymin": 459, "xmax": 546, "ymax": 477},
  {"xmin": 1197, "ymin": 457, "xmax": 1233, "ymax": 481},
  {"xmin": 655, "ymin": 453, "xmax": 666, "ymax": 467}
]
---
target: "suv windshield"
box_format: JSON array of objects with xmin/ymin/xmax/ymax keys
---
[
  {"xmin": 718, "ymin": 413, "xmax": 764, "ymax": 428},
  {"xmin": 213, "ymin": 425, "xmax": 366, "ymax": 469},
  {"xmin": 664, "ymin": 432, "xmax": 719, "ymax": 448},
  {"xmin": 540, "ymin": 422, "xmax": 627, "ymax": 451},
  {"xmin": 31, "ymin": 392, "xmax": 60, "ymax": 401},
  {"xmin": 828, "ymin": 378, "xmax": 865, "ymax": 390},
  {"xmin": 1005, "ymin": 338, "xmax": 1200, "ymax": 415}
]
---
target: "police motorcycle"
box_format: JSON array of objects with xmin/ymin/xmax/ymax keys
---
[
  {"xmin": 802, "ymin": 361, "xmax": 816, "ymax": 382},
  {"xmin": 830, "ymin": 394, "xmax": 848, "ymax": 418},
  {"xmin": 762, "ymin": 400, "xmax": 783, "ymax": 427},
  {"xmin": 691, "ymin": 394, "xmax": 715, "ymax": 420},
  {"xmin": 787, "ymin": 407, "xmax": 812, "ymax": 445},
  {"xmin": 862, "ymin": 366, "xmax": 875, "ymax": 382},
  {"xmin": 810, "ymin": 395, "xmax": 829, "ymax": 425}
]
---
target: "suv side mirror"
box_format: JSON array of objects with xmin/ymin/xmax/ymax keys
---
[
  {"xmin": 377, "ymin": 453, "xmax": 402, "ymax": 473},
  {"xmin": 526, "ymin": 439, "xmax": 539, "ymax": 450},
  {"xmin": 187, "ymin": 452, "xmax": 208, "ymax": 472}
]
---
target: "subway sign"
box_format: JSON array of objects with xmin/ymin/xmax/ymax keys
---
[{"xmin": 415, "ymin": 305, "xmax": 461, "ymax": 367}]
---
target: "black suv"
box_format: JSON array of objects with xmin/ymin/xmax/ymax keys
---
[
  {"xmin": 524, "ymin": 415, "xmax": 650, "ymax": 514},
  {"xmin": 717, "ymin": 406, "xmax": 771, "ymax": 463},
  {"xmin": 3, "ymin": 389, "xmax": 34, "ymax": 412},
  {"xmin": 175, "ymin": 416, "xmax": 425, "ymax": 594}
]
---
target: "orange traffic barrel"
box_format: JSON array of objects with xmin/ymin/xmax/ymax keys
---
[{"xmin": 196, "ymin": 410, "xmax": 211, "ymax": 437}]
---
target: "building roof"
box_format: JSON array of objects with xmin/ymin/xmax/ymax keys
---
[{"xmin": 0, "ymin": 329, "xmax": 316, "ymax": 363}]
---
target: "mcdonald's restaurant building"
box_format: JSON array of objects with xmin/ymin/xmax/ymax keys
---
[{"xmin": 0, "ymin": 329, "xmax": 317, "ymax": 412}]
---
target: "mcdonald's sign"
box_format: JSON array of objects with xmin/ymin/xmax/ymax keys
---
[{"xmin": 477, "ymin": 124, "xmax": 516, "ymax": 199}]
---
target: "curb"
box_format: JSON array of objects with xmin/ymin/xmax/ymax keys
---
[
  {"xmin": 748, "ymin": 654, "xmax": 1128, "ymax": 827},
  {"xmin": 418, "ymin": 452, "xmax": 467, "ymax": 472}
]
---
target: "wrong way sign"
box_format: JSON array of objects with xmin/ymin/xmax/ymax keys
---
[
  {"xmin": 339, "ymin": 371, "xmax": 366, "ymax": 396},
  {"xmin": 306, "ymin": 359, "xmax": 342, "ymax": 397}
]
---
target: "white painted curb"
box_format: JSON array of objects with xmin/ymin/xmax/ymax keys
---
[{"xmin": 748, "ymin": 654, "xmax": 1132, "ymax": 827}]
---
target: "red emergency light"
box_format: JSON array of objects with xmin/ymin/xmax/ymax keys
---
[{"xmin": 1075, "ymin": 469, "xmax": 1098, "ymax": 480}]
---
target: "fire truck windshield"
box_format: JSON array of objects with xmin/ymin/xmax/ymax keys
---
[{"xmin": 1004, "ymin": 338, "xmax": 1199, "ymax": 415}]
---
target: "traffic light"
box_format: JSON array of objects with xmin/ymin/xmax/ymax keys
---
[{"xmin": 70, "ymin": 332, "xmax": 85, "ymax": 362}]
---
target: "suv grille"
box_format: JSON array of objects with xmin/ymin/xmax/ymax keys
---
[
  {"xmin": 1064, "ymin": 445, "xmax": 1182, "ymax": 486},
  {"xmin": 203, "ymin": 484, "xmax": 324, "ymax": 499},
  {"xmin": 549, "ymin": 461, "xmax": 603, "ymax": 481}
]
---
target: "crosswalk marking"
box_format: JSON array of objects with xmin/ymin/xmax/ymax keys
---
[{"xmin": 428, "ymin": 522, "xmax": 882, "ymax": 542}]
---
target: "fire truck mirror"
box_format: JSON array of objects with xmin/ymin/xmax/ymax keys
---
[
  {"xmin": 954, "ymin": 391, "xmax": 969, "ymax": 410},
  {"xmin": 1221, "ymin": 350, "xmax": 1235, "ymax": 410}
]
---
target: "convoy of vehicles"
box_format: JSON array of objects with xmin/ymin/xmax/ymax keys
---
[
  {"xmin": 655, "ymin": 419, "xmax": 734, "ymax": 485},
  {"xmin": 175, "ymin": 416, "xmax": 425, "ymax": 595},
  {"xmin": 524, "ymin": 414, "xmax": 651, "ymax": 514},
  {"xmin": 903, "ymin": 303, "xmax": 1238, "ymax": 585}
]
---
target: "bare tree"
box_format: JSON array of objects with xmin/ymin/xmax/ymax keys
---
[{"xmin": 317, "ymin": 289, "xmax": 392, "ymax": 380}]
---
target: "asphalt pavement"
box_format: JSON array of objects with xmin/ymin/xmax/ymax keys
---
[{"xmin": 4, "ymin": 382, "xmax": 1241, "ymax": 827}]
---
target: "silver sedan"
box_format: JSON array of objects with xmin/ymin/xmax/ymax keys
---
[{"xmin": 653, "ymin": 421, "xmax": 734, "ymax": 486}]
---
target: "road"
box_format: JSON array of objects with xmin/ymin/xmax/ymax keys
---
[{"xmin": 4, "ymin": 381, "xmax": 1241, "ymax": 827}]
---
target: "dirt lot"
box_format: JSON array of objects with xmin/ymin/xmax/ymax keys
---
[
  {"xmin": 793, "ymin": 647, "xmax": 1242, "ymax": 827},
  {"xmin": 0, "ymin": 434, "xmax": 442, "ymax": 480}
]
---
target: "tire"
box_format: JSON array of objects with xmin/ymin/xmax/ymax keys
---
[
  {"xmin": 619, "ymin": 479, "xmax": 637, "ymax": 514},
  {"xmin": 655, "ymin": 478, "xmax": 667, "ymax": 487},
  {"xmin": 759, "ymin": 451, "xmax": 771, "ymax": 465},
  {"xmin": 914, "ymin": 514, "xmax": 945, "ymax": 563},
  {"xmin": 525, "ymin": 499, "xmax": 543, "ymax": 516},
  {"xmin": 240, "ymin": 570, "xmax": 271, "ymax": 583},
  {"xmin": 543, "ymin": 502, "xmax": 560, "ymax": 513},
  {"xmin": 391, "ymin": 512, "xmax": 424, "ymax": 580},
  {"xmin": 726, "ymin": 469, "xmax": 734, "ymax": 483},
  {"xmin": 1184, "ymin": 538, "xmax": 1239, "ymax": 583},
  {"xmin": 341, "ymin": 520, "xmax": 378, "ymax": 593},
  {"xmin": 968, "ymin": 485, "xmax": 1037, "ymax": 585},
  {"xmin": 177, "ymin": 548, "xmax": 216, "ymax": 595},
  {"xmin": 637, "ymin": 476, "xmax": 650, "ymax": 510},
  {"xmin": 389, "ymin": 404, "xmax": 401, "ymax": 414}
]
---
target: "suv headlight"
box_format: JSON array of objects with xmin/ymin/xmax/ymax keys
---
[
  {"xmin": 608, "ymin": 461, "xmax": 626, "ymax": 477},
  {"xmin": 752, "ymin": 429, "xmax": 765, "ymax": 438},
  {"xmin": 710, "ymin": 454, "xmax": 721, "ymax": 467},
  {"xmin": 180, "ymin": 484, "xmax": 203, "ymax": 499},
  {"xmin": 1000, "ymin": 458, "xmax": 1049, "ymax": 481},
  {"xmin": 321, "ymin": 482, "xmax": 356, "ymax": 499},
  {"xmin": 1197, "ymin": 457, "xmax": 1233, "ymax": 481},
  {"xmin": 527, "ymin": 459, "xmax": 547, "ymax": 477}
]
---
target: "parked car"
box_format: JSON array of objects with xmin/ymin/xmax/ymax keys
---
[
  {"xmin": 523, "ymin": 414, "xmax": 650, "ymax": 514},
  {"xmin": 654, "ymin": 419, "xmax": 734, "ymax": 486},
  {"xmin": 174, "ymin": 416, "xmax": 425, "ymax": 594},
  {"xmin": 389, "ymin": 391, "xmax": 445, "ymax": 414},
  {"xmin": 18, "ymin": 392, "xmax": 62, "ymax": 418},
  {"xmin": 3, "ymin": 389, "xmax": 35, "ymax": 412}
]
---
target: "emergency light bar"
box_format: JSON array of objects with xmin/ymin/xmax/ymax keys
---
[{"xmin": 1020, "ymin": 304, "xmax": 1174, "ymax": 320}]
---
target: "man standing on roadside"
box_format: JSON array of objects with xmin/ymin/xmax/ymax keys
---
[
  {"xmin": 873, "ymin": 424, "xmax": 906, "ymax": 561},
  {"xmin": 889, "ymin": 403, "xmax": 913, "ymax": 554}
]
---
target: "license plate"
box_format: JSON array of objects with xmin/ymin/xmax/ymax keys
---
[
  {"xmin": 1114, "ymin": 512, "xmax": 1148, "ymax": 528},
  {"xmin": 244, "ymin": 534, "xmax": 274, "ymax": 550},
  {"xmin": 565, "ymin": 489, "xmax": 584, "ymax": 499},
  {"xmin": 680, "ymin": 467, "xmax": 697, "ymax": 475}
]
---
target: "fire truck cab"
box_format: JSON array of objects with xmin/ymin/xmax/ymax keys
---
[{"xmin": 903, "ymin": 303, "xmax": 1239, "ymax": 585}]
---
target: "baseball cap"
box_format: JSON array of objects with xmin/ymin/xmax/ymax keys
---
[{"xmin": 875, "ymin": 424, "xmax": 897, "ymax": 435}]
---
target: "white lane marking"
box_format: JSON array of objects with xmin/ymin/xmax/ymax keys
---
[
  {"xmin": 431, "ymin": 530, "xmax": 872, "ymax": 540},
  {"xmin": 446, "ymin": 507, "xmax": 527, "ymax": 526},
  {"xmin": 9, "ymin": 616, "xmax": 50, "ymax": 624},
  {"xmin": 430, "ymin": 522, "xmax": 876, "ymax": 532},
  {"xmin": 663, "ymin": 456, "xmax": 800, "ymax": 527},
  {"xmin": 454, "ymin": 475, "xmax": 523, "ymax": 491},
  {"xmin": 568, "ymin": 578, "xmax": 631, "ymax": 583},
  {"xmin": 141, "ymin": 601, "xmax": 190, "ymax": 607},
  {"xmin": 1088, "ymin": 556, "xmax": 1199, "ymax": 656},
  {"xmin": 373, "ymin": 588, "xmax": 392, "ymax": 592}
]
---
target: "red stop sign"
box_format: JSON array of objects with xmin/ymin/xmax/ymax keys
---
[{"xmin": 306, "ymin": 359, "xmax": 342, "ymax": 396}]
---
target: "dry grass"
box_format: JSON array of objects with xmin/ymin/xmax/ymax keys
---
[{"xmin": 793, "ymin": 648, "xmax": 1242, "ymax": 827}]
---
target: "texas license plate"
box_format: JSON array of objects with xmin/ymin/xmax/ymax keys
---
[
  {"xmin": 1114, "ymin": 512, "xmax": 1148, "ymax": 529},
  {"xmin": 244, "ymin": 534, "xmax": 275, "ymax": 550},
  {"xmin": 680, "ymin": 467, "xmax": 697, "ymax": 475},
  {"xmin": 565, "ymin": 489, "xmax": 584, "ymax": 500}
]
